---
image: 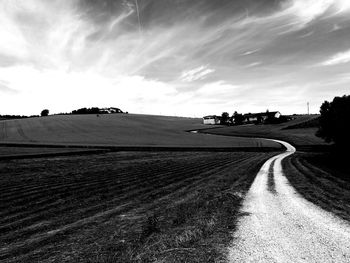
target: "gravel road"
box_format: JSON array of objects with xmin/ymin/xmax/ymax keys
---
[{"xmin": 228, "ymin": 139, "xmax": 350, "ymax": 263}]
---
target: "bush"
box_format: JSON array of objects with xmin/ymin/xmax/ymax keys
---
[
  {"xmin": 41, "ymin": 109, "xmax": 49, "ymax": 117},
  {"xmin": 221, "ymin": 112, "xmax": 229, "ymax": 125},
  {"xmin": 316, "ymin": 95, "xmax": 350, "ymax": 149},
  {"xmin": 232, "ymin": 111, "xmax": 244, "ymax": 125}
]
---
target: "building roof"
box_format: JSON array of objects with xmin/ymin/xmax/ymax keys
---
[
  {"xmin": 244, "ymin": 111, "xmax": 280, "ymax": 118},
  {"xmin": 203, "ymin": 115, "xmax": 221, "ymax": 119}
]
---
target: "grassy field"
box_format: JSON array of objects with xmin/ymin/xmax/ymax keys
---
[
  {"xmin": 0, "ymin": 151, "xmax": 276, "ymax": 262},
  {"xmin": 283, "ymin": 152, "xmax": 350, "ymax": 221},
  {"xmin": 199, "ymin": 115, "xmax": 326, "ymax": 149},
  {"xmin": 0, "ymin": 114, "xmax": 281, "ymax": 149},
  {"xmin": 203, "ymin": 116, "xmax": 350, "ymax": 223}
]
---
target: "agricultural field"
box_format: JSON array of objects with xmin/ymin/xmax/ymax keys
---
[
  {"xmin": 204, "ymin": 116, "xmax": 350, "ymax": 227},
  {"xmin": 283, "ymin": 152, "xmax": 350, "ymax": 222},
  {"xmin": 2, "ymin": 113, "xmax": 347, "ymax": 262},
  {"xmin": 0, "ymin": 114, "xmax": 280, "ymax": 149},
  {"xmin": 0, "ymin": 146, "xmax": 106, "ymax": 160},
  {"xmin": 200, "ymin": 115, "xmax": 326, "ymax": 149},
  {"xmin": 0, "ymin": 151, "xmax": 277, "ymax": 262}
]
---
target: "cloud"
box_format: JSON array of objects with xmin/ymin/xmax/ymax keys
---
[
  {"xmin": 245, "ymin": 62, "xmax": 262, "ymax": 68},
  {"xmin": 334, "ymin": 0, "xmax": 350, "ymax": 13},
  {"xmin": 241, "ymin": 49, "xmax": 260, "ymax": 56},
  {"xmin": 282, "ymin": 0, "xmax": 334, "ymax": 23},
  {"xmin": 0, "ymin": 65, "xmax": 179, "ymax": 115},
  {"xmin": 0, "ymin": 80, "xmax": 17, "ymax": 93},
  {"xmin": 0, "ymin": 0, "xmax": 350, "ymax": 116},
  {"xmin": 235, "ymin": 0, "xmax": 350, "ymax": 34},
  {"xmin": 180, "ymin": 66, "xmax": 215, "ymax": 82},
  {"xmin": 298, "ymin": 31, "xmax": 314, "ymax": 38},
  {"xmin": 321, "ymin": 49, "xmax": 350, "ymax": 66},
  {"xmin": 281, "ymin": 0, "xmax": 350, "ymax": 23}
]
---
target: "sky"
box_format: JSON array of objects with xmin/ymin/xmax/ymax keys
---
[{"xmin": 0, "ymin": 0, "xmax": 350, "ymax": 117}]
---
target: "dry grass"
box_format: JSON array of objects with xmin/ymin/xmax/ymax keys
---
[{"xmin": 0, "ymin": 151, "xmax": 276, "ymax": 262}]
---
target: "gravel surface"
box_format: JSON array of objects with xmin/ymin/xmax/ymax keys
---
[{"xmin": 227, "ymin": 139, "xmax": 350, "ymax": 263}]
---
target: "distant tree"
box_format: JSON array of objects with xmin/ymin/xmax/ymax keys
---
[
  {"xmin": 316, "ymin": 95, "xmax": 350, "ymax": 149},
  {"xmin": 232, "ymin": 111, "xmax": 245, "ymax": 125},
  {"xmin": 221, "ymin": 112, "xmax": 230, "ymax": 125},
  {"xmin": 41, "ymin": 109, "xmax": 49, "ymax": 117},
  {"xmin": 256, "ymin": 115, "xmax": 263, "ymax": 124},
  {"xmin": 72, "ymin": 107, "xmax": 100, "ymax": 115}
]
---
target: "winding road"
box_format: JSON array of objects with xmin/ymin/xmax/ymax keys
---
[{"xmin": 228, "ymin": 139, "xmax": 350, "ymax": 263}]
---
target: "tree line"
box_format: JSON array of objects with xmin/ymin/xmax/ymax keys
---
[{"xmin": 316, "ymin": 95, "xmax": 350, "ymax": 151}]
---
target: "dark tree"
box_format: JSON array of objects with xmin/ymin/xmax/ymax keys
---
[
  {"xmin": 72, "ymin": 107, "xmax": 100, "ymax": 115},
  {"xmin": 41, "ymin": 109, "xmax": 49, "ymax": 117},
  {"xmin": 316, "ymin": 95, "xmax": 350, "ymax": 149},
  {"xmin": 232, "ymin": 111, "xmax": 244, "ymax": 125},
  {"xmin": 221, "ymin": 112, "xmax": 230, "ymax": 125}
]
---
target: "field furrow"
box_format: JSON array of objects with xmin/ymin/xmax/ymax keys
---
[
  {"xmin": 0, "ymin": 153, "xmax": 250, "ymax": 256},
  {"xmin": 1, "ymin": 157, "xmax": 246, "ymax": 237},
  {"xmin": 0, "ymin": 151, "xmax": 274, "ymax": 262},
  {"xmin": 1, "ymin": 156, "xmax": 240, "ymax": 231},
  {"xmin": 0, "ymin": 156, "xmax": 236, "ymax": 215}
]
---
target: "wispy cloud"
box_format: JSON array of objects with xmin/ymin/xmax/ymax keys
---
[
  {"xmin": 245, "ymin": 62, "xmax": 262, "ymax": 68},
  {"xmin": 180, "ymin": 66, "xmax": 215, "ymax": 82},
  {"xmin": 321, "ymin": 49, "xmax": 350, "ymax": 66},
  {"xmin": 0, "ymin": 0, "xmax": 350, "ymax": 116},
  {"xmin": 241, "ymin": 49, "xmax": 260, "ymax": 56}
]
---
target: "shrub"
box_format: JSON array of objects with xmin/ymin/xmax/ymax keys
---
[{"xmin": 41, "ymin": 109, "xmax": 49, "ymax": 116}]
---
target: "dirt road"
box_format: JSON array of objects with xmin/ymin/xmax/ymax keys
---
[{"xmin": 228, "ymin": 139, "xmax": 350, "ymax": 262}]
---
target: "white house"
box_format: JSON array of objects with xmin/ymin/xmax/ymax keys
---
[
  {"xmin": 100, "ymin": 107, "xmax": 123, "ymax": 114},
  {"xmin": 203, "ymin": 115, "xmax": 221, "ymax": 125}
]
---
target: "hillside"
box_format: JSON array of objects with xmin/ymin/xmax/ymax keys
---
[
  {"xmin": 199, "ymin": 115, "xmax": 328, "ymax": 150},
  {"xmin": 0, "ymin": 114, "xmax": 281, "ymax": 149}
]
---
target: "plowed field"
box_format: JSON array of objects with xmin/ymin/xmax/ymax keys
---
[{"xmin": 0, "ymin": 151, "xmax": 275, "ymax": 262}]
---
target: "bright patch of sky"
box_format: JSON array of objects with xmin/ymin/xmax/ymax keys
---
[
  {"xmin": 0, "ymin": 0, "xmax": 350, "ymax": 117},
  {"xmin": 321, "ymin": 49, "xmax": 350, "ymax": 66}
]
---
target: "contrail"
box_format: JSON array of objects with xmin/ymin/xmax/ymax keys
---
[{"xmin": 135, "ymin": 0, "xmax": 142, "ymax": 33}]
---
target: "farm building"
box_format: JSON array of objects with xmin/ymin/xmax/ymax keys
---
[
  {"xmin": 100, "ymin": 107, "xmax": 123, "ymax": 114},
  {"xmin": 203, "ymin": 115, "xmax": 221, "ymax": 125},
  {"xmin": 243, "ymin": 111, "xmax": 281, "ymax": 124}
]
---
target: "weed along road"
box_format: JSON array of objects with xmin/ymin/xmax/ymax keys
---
[{"xmin": 227, "ymin": 139, "xmax": 350, "ymax": 263}]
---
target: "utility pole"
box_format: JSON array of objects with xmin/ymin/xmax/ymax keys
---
[{"xmin": 307, "ymin": 102, "xmax": 310, "ymax": 115}]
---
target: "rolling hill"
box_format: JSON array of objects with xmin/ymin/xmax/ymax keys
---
[
  {"xmin": 0, "ymin": 114, "xmax": 281, "ymax": 149},
  {"xmin": 199, "ymin": 115, "xmax": 327, "ymax": 149}
]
